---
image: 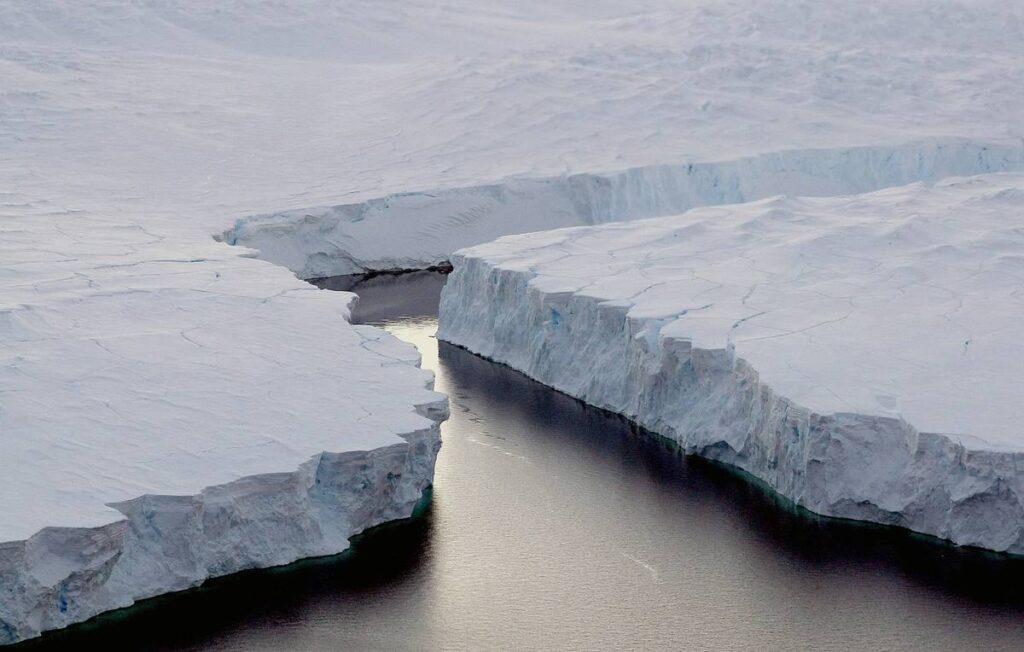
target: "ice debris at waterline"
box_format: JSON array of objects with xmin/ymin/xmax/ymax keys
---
[
  {"xmin": 438, "ymin": 174, "xmax": 1024, "ymax": 554},
  {"xmin": 0, "ymin": 240, "xmax": 447, "ymax": 644}
]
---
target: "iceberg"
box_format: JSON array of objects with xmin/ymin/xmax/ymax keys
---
[{"xmin": 438, "ymin": 173, "xmax": 1024, "ymax": 554}]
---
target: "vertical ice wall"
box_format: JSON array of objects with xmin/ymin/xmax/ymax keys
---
[
  {"xmin": 226, "ymin": 141, "xmax": 1024, "ymax": 278},
  {"xmin": 436, "ymin": 177, "xmax": 1024, "ymax": 554},
  {"xmin": 0, "ymin": 424, "xmax": 443, "ymax": 644}
]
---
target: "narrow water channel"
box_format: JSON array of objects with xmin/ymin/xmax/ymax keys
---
[{"xmin": 23, "ymin": 271, "xmax": 1024, "ymax": 651}]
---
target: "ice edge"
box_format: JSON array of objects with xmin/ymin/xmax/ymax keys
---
[
  {"xmin": 226, "ymin": 140, "xmax": 1024, "ymax": 279},
  {"xmin": 0, "ymin": 341, "xmax": 449, "ymax": 646},
  {"xmin": 437, "ymin": 253, "xmax": 1024, "ymax": 555}
]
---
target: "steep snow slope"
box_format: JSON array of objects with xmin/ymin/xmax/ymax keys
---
[{"xmin": 438, "ymin": 174, "xmax": 1024, "ymax": 553}]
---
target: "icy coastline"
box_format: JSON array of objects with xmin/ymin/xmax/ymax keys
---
[{"xmin": 437, "ymin": 174, "xmax": 1024, "ymax": 554}]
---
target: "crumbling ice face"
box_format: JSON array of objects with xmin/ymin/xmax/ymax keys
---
[{"xmin": 438, "ymin": 174, "xmax": 1024, "ymax": 555}]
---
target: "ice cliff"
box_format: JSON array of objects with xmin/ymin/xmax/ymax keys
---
[
  {"xmin": 0, "ymin": 221, "xmax": 447, "ymax": 644},
  {"xmin": 4, "ymin": 0, "xmax": 1024, "ymax": 642},
  {"xmin": 226, "ymin": 141, "xmax": 1024, "ymax": 279},
  {"xmin": 438, "ymin": 174, "xmax": 1024, "ymax": 554}
]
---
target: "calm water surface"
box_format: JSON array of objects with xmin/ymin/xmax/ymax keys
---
[{"xmin": 23, "ymin": 271, "xmax": 1024, "ymax": 651}]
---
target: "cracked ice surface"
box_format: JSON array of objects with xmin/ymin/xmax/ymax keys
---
[
  {"xmin": 439, "ymin": 174, "xmax": 1024, "ymax": 552},
  {"xmin": 0, "ymin": 223, "xmax": 444, "ymax": 542},
  {"xmin": 0, "ymin": 200, "xmax": 447, "ymax": 643},
  {"xmin": 2, "ymin": 0, "xmax": 1024, "ymax": 641}
]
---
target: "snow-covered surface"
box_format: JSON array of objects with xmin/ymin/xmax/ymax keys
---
[
  {"xmin": 3, "ymin": 0, "xmax": 1024, "ymax": 641},
  {"xmin": 438, "ymin": 174, "xmax": 1024, "ymax": 553},
  {"xmin": 0, "ymin": 243, "xmax": 445, "ymax": 542},
  {"xmin": 1, "ymin": 2, "xmax": 1023, "ymax": 277},
  {"xmin": 227, "ymin": 142, "xmax": 1024, "ymax": 278},
  {"xmin": 211, "ymin": 0, "xmax": 1024, "ymax": 277},
  {"xmin": 0, "ymin": 211, "xmax": 448, "ymax": 643}
]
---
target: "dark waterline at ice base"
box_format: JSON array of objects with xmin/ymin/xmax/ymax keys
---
[{"xmin": 20, "ymin": 271, "xmax": 1024, "ymax": 651}]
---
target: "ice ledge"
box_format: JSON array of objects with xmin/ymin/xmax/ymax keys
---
[
  {"xmin": 224, "ymin": 140, "xmax": 1024, "ymax": 279},
  {"xmin": 0, "ymin": 211, "xmax": 449, "ymax": 644},
  {"xmin": 0, "ymin": 424, "xmax": 443, "ymax": 645},
  {"xmin": 437, "ymin": 174, "xmax": 1024, "ymax": 554}
]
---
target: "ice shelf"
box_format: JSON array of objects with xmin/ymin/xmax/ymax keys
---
[
  {"xmin": 3, "ymin": 0, "xmax": 1024, "ymax": 642},
  {"xmin": 438, "ymin": 174, "xmax": 1024, "ymax": 554},
  {"xmin": 2, "ymin": 2, "xmax": 1023, "ymax": 279},
  {"xmin": 227, "ymin": 142, "xmax": 1024, "ymax": 279},
  {"xmin": 0, "ymin": 212, "xmax": 447, "ymax": 643}
]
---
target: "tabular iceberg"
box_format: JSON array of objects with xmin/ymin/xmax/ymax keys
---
[{"xmin": 438, "ymin": 174, "xmax": 1024, "ymax": 554}]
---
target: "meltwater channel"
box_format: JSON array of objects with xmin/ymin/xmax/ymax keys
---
[{"xmin": 21, "ymin": 271, "xmax": 1024, "ymax": 651}]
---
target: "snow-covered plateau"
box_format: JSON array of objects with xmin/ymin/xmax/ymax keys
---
[
  {"xmin": 3, "ymin": 0, "xmax": 1024, "ymax": 643},
  {"xmin": 438, "ymin": 174, "xmax": 1024, "ymax": 553},
  {"xmin": 0, "ymin": 224, "xmax": 447, "ymax": 644}
]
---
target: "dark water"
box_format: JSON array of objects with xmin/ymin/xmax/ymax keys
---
[{"xmin": 23, "ymin": 271, "xmax": 1024, "ymax": 651}]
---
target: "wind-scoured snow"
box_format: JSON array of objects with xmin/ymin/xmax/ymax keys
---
[{"xmin": 438, "ymin": 173, "xmax": 1024, "ymax": 553}]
